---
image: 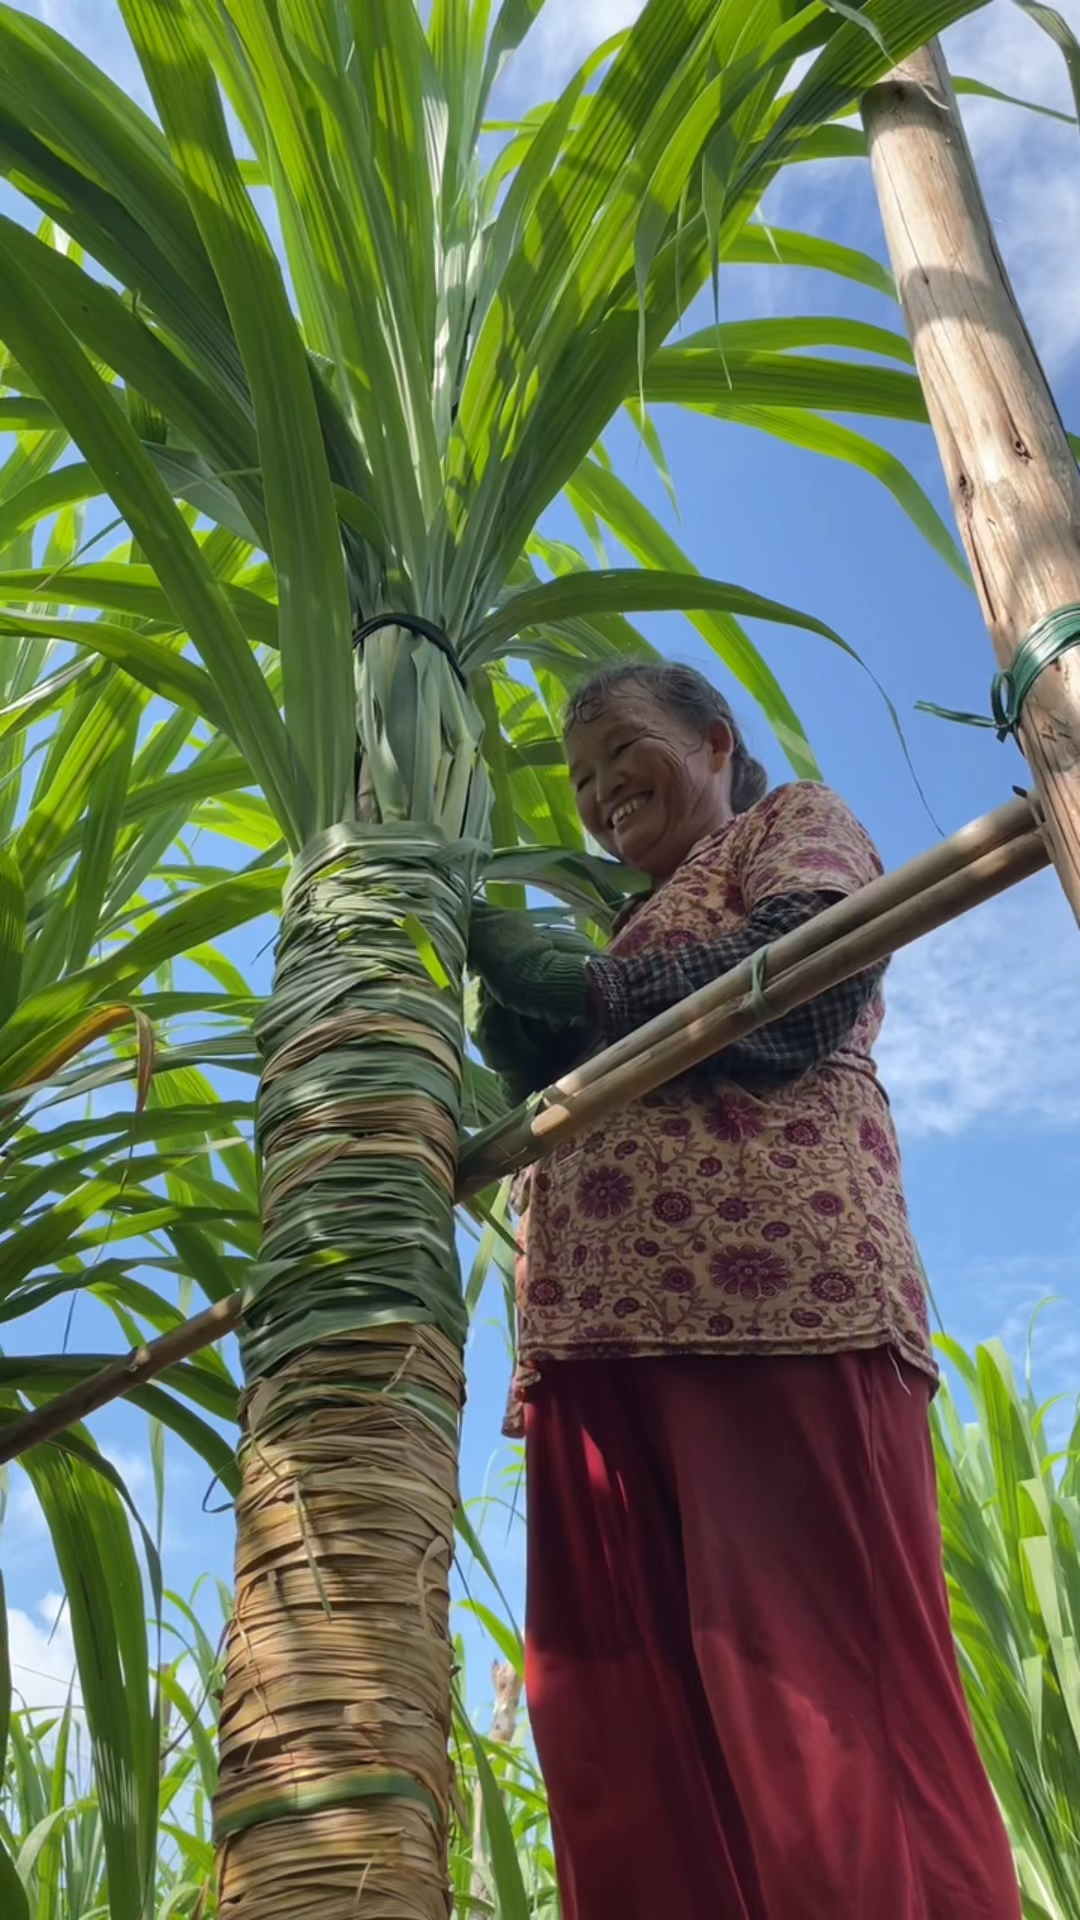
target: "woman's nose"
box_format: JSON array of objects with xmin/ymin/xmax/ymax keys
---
[{"xmin": 596, "ymin": 768, "xmax": 626, "ymax": 812}]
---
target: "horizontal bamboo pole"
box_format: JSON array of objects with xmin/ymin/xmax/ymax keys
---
[
  {"xmin": 553, "ymin": 792, "xmax": 1036, "ymax": 1102},
  {"xmin": 457, "ymin": 808, "xmax": 1046, "ymax": 1191},
  {"xmin": 0, "ymin": 1294, "xmax": 240, "ymax": 1466},
  {"xmin": 0, "ymin": 793, "xmax": 1050, "ymax": 1464}
]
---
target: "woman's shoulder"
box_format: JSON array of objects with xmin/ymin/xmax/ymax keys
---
[
  {"xmin": 691, "ymin": 781, "xmax": 869, "ymax": 853},
  {"xmin": 756, "ymin": 778, "xmax": 855, "ymax": 818},
  {"xmin": 750, "ymin": 780, "xmax": 875, "ymax": 840},
  {"xmin": 726, "ymin": 781, "xmax": 884, "ymax": 892}
]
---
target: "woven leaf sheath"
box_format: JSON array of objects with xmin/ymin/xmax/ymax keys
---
[{"xmin": 214, "ymin": 826, "xmax": 473, "ymax": 1919}]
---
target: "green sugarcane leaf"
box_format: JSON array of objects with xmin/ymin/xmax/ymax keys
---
[
  {"xmin": 0, "ymin": 1571, "xmax": 13, "ymax": 1788},
  {"xmin": 723, "ymin": 222, "xmax": 895, "ymax": 295},
  {"xmin": 120, "ymin": 0, "xmax": 356, "ymax": 839},
  {"xmin": 20, "ymin": 1437, "xmax": 160, "ymax": 1920},
  {"xmin": 714, "ymin": 402, "xmax": 970, "ymax": 585},
  {"xmin": 0, "ymin": 234, "xmax": 303, "ymax": 847},
  {"xmin": 0, "ymin": 565, "xmax": 279, "ymax": 646},
  {"xmin": 454, "ymin": 1698, "xmax": 530, "ymax": 1920},
  {"xmin": 67, "ymin": 723, "xmax": 136, "ymax": 973},
  {"xmin": 566, "ymin": 457, "xmax": 820, "ymax": 778},
  {"xmin": 1011, "ymin": 2, "xmax": 1080, "ymax": 120},
  {"xmin": 953, "ymin": 72, "xmax": 1077, "ymax": 124},
  {"xmin": 465, "ymin": 567, "xmax": 854, "ymax": 663},
  {"xmin": 0, "ymin": 846, "xmax": 24, "ymax": 1027},
  {"xmin": 642, "ymin": 347, "xmax": 928, "ymax": 420}
]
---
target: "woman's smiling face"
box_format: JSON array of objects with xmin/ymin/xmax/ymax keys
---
[{"xmin": 567, "ymin": 686, "xmax": 734, "ymax": 881}]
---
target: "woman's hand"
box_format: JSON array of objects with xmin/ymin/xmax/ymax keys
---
[
  {"xmin": 467, "ymin": 901, "xmax": 595, "ymax": 1023},
  {"xmin": 469, "ymin": 980, "xmax": 591, "ymax": 1106}
]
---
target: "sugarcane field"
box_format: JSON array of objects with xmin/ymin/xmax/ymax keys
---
[{"xmin": 3, "ymin": 1, "xmax": 1080, "ymax": 1916}]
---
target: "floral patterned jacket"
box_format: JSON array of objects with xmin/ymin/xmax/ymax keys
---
[{"xmin": 504, "ymin": 782, "xmax": 933, "ymax": 1436}]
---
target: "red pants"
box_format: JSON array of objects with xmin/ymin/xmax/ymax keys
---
[{"xmin": 525, "ymin": 1350, "xmax": 1020, "ymax": 1920}]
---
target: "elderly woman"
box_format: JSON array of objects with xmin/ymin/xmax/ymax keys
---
[{"xmin": 467, "ymin": 662, "xmax": 1019, "ymax": 1920}]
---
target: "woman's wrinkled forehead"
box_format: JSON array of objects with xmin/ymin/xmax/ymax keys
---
[{"xmin": 565, "ymin": 686, "xmax": 685, "ymax": 772}]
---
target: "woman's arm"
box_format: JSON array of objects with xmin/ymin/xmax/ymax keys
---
[
  {"xmin": 472, "ymin": 986, "xmax": 592, "ymax": 1105},
  {"xmin": 467, "ymin": 893, "xmax": 882, "ymax": 1092},
  {"xmin": 587, "ymin": 890, "xmax": 885, "ymax": 1085}
]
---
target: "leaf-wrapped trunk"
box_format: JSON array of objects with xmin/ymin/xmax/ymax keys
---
[{"xmin": 213, "ymin": 824, "xmax": 473, "ymax": 1920}]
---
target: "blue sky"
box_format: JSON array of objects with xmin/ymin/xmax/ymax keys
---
[{"xmin": 4, "ymin": 0, "xmax": 1080, "ymax": 1729}]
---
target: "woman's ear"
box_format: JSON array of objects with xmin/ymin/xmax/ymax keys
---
[{"xmin": 706, "ymin": 718, "xmax": 735, "ymax": 770}]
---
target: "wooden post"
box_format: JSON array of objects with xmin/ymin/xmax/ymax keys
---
[{"xmin": 862, "ymin": 39, "xmax": 1080, "ymax": 923}]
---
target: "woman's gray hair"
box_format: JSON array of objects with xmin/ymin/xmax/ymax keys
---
[{"xmin": 563, "ymin": 662, "xmax": 769, "ymax": 815}]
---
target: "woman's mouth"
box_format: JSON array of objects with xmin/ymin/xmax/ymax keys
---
[{"xmin": 609, "ymin": 793, "xmax": 651, "ymax": 830}]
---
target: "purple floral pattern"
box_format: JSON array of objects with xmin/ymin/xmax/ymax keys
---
[
  {"xmin": 705, "ymin": 1097, "xmax": 765, "ymax": 1143},
  {"xmin": 811, "ymin": 1270, "xmax": 857, "ymax": 1304},
  {"xmin": 528, "ymin": 1279, "xmax": 564, "ymax": 1306},
  {"xmin": 810, "ymin": 1191, "xmax": 843, "ymax": 1217},
  {"xmin": 653, "ymin": 1190, "xmax": 693, "ymax": 1224},
  {"xmin": 717, "ymin": 1195, "xmax": 752, "ymax": 1222},
  {"xmin": 710, "ymin": 1246, "xmax": 791, "ymax": 1300},
  {"xmin": 505, "ymin": 781, "xmax": 935, "ymax": 1435},
  {"xmin": 576, "ymin": 1167, "xmax": 634, "ymax": 1219}
]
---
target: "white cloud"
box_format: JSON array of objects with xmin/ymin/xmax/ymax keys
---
[
  {"xmin": 1, "ymin": 1466, "xmax": 50, "ymax": 1549},
  {"xmin": 516, "ymin": 0, "xmax": 642, "ymax": 91},
  {"xmin": 21, "ymin": 0, "xmax": 151, "ymax": 106},
  {"xmin": 945, "ymin": 0, "xmax": 1080, "ymax": 124},
  {"xmin": 7, "ymin": 1592, "xmax": 80, "ymax": 1716},
  {"xmin": 931, "ymin": 1248, "xmax": 1080, "ymax": 1427},
  {"xmin": 102, "ymin": 1443, "xmax": 152, "ymax": 1500},
  {"xmin": 944, "ymin": 1, "xmax": 1080, "ymax": 373},
  {"xmin": 877, "ymin": 865, "xmax": 1080, "ymax": 1136}
]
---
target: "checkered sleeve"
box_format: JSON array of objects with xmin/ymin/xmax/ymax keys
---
[{"xmin": 586, "ymin": 890, "xmax": 886, "ymax": 1086}]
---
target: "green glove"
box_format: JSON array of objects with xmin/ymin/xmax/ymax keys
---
[
  {"xmin": 470, "ymin": 981, "xmax": 591, "ymax": 1106},
  {"xmin": 467, "ymin": 901, "xmax": 595, "ymax": 1022}
]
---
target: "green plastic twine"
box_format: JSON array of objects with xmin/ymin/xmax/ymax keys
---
[
  {"xmin": 990, "ymin": 602, "xmax": 1080, "ymax": 740},
  {"xmin": 917, "ymin": 602, "xmax": 1080, "ymax": 742}
]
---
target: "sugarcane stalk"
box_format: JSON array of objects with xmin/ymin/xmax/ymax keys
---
[
  {"xmin": 0, "ymin": 794, "xmax": 1049, "ymax": 1464},
  {"xmin": 212, "ymin": 822, "xmax": 476, "ymax": 1920},
  {"xmin": 862, "ymin": 40, "xmax": 1080, "ymax": 923}
]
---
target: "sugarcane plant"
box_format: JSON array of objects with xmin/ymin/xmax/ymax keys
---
[
  {"xmin": 0, "ymin": 0, "xmax": 1041, "ymax": 1912},
  {"xmin": 933, "ymin": 1337, "xmax": 1080, "ymax": 1920},
  {"xmin": 4, "ymin": 1337, "xmax": 1078, "ymax": 1920},
  {"xmin": 0, "ymin": 1547, "xmax": 554, "ymax": 1920}
]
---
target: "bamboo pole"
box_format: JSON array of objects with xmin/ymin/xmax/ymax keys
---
[
  {"xmin": 551, "ymin": 792, "xmax": 1036, "ymax": 1101},
  {"xmin": 862, "ymin": 39, "xmax": 1080, "ymax": 923},
  {"xmin": 0, "ymin": 1295, "xmax": 240, "ymax": 1463},
  {"xmin": 456, "ymin": 809, "xmax": 1047, "ymax": 1191},
  {"xmin": 0, "ymin": 793, "xmax": 1049, "ymax": 1466}
]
